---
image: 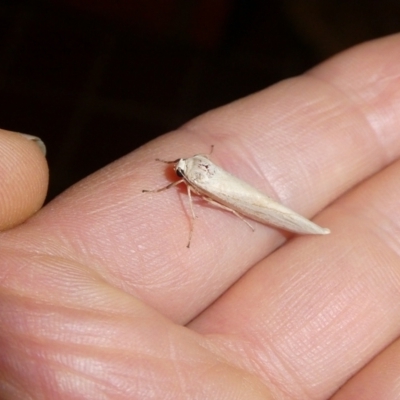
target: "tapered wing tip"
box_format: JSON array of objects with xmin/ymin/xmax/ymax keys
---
[{"xmin": 321, "ymin": 227, "xmax": 331, "ymax": 234}]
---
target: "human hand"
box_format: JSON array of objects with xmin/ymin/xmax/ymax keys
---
[{"xmin": 1, "ymin": 34, "xmax": 400, "ymax": 399}]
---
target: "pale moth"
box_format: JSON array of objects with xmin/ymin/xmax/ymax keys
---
[{"xmin": 143, "ymin": 147, "xmax": 330, "ymax": 247}]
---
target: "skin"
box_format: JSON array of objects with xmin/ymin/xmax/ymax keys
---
[{"xmin": 1, "ymin": 33, "xmax": 400, "ymax": 399}]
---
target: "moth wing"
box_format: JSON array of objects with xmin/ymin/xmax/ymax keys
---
[{"xmin": 193, "ymin": 165, "xmax": 329, "ymax": 235}]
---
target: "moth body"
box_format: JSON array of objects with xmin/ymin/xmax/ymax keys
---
[
  {"xmin": 143, "ymin": 151, "xmax": 330, "ymax": 246},
  {"xmin": 176, "ymin": 155, "xmax": 330, "ymax": 235}
]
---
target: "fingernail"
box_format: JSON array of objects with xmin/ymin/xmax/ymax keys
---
[{"xmin": 19, "ymin": 133, "xmax": 46, "ymax": 156}]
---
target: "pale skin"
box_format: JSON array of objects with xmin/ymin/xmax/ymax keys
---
[{"xmin": 1, "ymin": 34, "xmax": 400, "ymax": 399}]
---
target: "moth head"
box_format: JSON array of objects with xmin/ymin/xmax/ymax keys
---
[{"xmin": 175, "ymin": 158, "xmax": 187, "ymax": 177}]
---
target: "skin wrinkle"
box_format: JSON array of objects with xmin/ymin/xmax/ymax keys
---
[
  {"xmin": 212, "ymin": 333, "xmax": 309, "ymax": 400},
  {"xmin": 309, "ymin": 63, "xmax": 400, "ymax": 166},
  {"xmin": 368, "ymin": 200, "xmax": 400, "ymax": 260},
  {"xmin": 335, "ymin": 162, "xmax": 400, "ymax": 261},
  {"xmin": 202, "ymin": 295, "xmax": 315, "ymax": 397}
]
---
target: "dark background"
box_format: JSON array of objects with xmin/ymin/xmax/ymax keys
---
[{"xmin": 0, "ymin": 0, "xmax": 399, "ymax": 200}]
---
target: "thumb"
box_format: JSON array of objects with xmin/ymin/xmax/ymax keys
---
[{"xmin": 0, "ymin": 129, "xmax": 48, "ymax": 230}]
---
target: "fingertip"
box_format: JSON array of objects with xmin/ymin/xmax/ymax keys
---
[{"xmin": 0, "ymin": 129, "xmax": 49, "ymax": 230}]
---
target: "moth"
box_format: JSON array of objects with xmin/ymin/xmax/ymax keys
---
[{"xmin": 143, "ymin": 149, "xmax": 330, "ymax": 247}]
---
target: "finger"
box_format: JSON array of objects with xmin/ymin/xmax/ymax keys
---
[
  {"xmin": 189, "ymin": 156, "xmax": 400, "ymax": 398},
  {"xmin": 0, "ymin": 129, "xmax": 48, "ymax": 230},
  {"xmin": 3, "ymin": 34, "xmax": 400, "ymax": 325}
]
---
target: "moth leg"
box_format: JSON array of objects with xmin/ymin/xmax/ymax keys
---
[
  {"xmin": 186, "ymin": 185, "xmax": 197, "ymax": 248},
  {"xmin": 155, "ymin": 158, "xmax": 181, "ymax": 164},
  {"xmin": 201, "ymin": 196, "xmax": 255, "ymax": 231},
  {"xmin": 142, "ymin": 179, "xmax": 184, "ymax": 193}
]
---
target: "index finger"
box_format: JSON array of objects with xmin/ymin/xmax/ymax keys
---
[{"xmin": 6, "ymin": 34, "xmax": 400, "ymax": 324}]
